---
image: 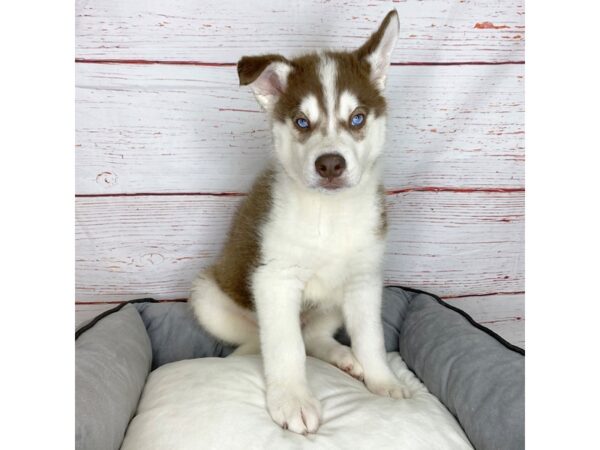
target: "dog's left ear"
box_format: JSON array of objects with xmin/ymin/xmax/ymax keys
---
[
  {"xmin": 237, "ymin": 54, "xmax": 292, "ymax": 112},
  {"xmin": 356, "ymin": 10, "xmax": 400, "ymax": 91}
]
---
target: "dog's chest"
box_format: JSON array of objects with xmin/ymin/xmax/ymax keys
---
[{"xmin": 261, "ymin": 186, "xmax": 383, "ymax": 274}]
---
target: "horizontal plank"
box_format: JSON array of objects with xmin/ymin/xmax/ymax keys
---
[
  {"xmin": 76, "ymin": 0, "xmax": 524, "ymax": 63},
  {"xmin": 445, "ymin": 294, "xmax": 524, "ymax": 347},
  {"xmin": 76, "ymin": 63, "xmax": 524, "ymax": 194},
  {"xmin": 75, "ymin": 190, "xmax": 524, "ymax": 302}
]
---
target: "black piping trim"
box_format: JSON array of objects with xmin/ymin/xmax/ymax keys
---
[
  {"xmin": 75, "ymin": 287, "xmax": 524, "ymax": 355},
  {"xmin": 75, "ymin": 298, "xmax": 159, "ymax": 340},
  {"xmin": 391, "ymin": 285, "xmax": 525, "ymax": 356}
]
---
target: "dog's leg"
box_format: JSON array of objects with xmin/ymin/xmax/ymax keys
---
[
  {"xmin": 342, "ymin": 273, "xmax": 410, "ymax": 399},
  {"xmin": 302, "ymin": 307, "xmax": 364, "ymax": 381},
  {"xmin": 252, "ymin": 269, "xmax": 321, "ymax": 435}
]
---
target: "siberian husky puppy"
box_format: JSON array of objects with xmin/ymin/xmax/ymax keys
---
[{"xmin": 190, "ymin": 10, "xmax": 408, "ymax": 435}]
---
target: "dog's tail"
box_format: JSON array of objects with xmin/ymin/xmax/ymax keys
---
[{"xmin": 189, "ymin": 269, "xmax": 260, "ymax": 354}]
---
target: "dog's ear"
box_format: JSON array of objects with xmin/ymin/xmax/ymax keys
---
[
  {"xmin": 355, "ymin": 10, "xmax": 400, "ymax": 91},
  {"xmin": 237, "ymin": 54, "xmax": 292, "ymax": 112}
]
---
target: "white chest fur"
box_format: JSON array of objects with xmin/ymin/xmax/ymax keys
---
[{"xmin": 258, "ymin": 170, "xmax": 385, "ymax": 306}]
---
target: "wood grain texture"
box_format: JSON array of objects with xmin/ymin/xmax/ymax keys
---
[
  {"xmin": 76, "ymin": 63, "xmax": 524, "ymax": 194},
  {"xmin": 75, "ymin": 0, "xmax": 524, "ymax": 63},
  {"xmin": 74, "ymin": 0, "xmax": 525, "ymax": 345},
  {"xmin": 445, "ymin": 293, "xmax": 524, "ymax": 347},
  {"xmin": 76, "ymin": 190, "xmax": 523, "ymax": 302}
]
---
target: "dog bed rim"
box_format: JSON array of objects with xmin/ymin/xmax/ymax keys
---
[{"xmin": 75, "ymin": 286, "xmax": 524, "ymax": 355}]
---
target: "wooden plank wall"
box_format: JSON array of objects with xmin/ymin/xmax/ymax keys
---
[{"xmin": 75, "ymin": 0, "xmax": 525, "ymax": 347}]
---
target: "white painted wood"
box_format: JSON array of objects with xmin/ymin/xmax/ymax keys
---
[
  {"xmin": 483, "ymin": 317, "xmax": 524, "ymax": 348},
  {"xmin": 75, "ymin": 191, "xmax": 523, "ymax": 303},
  {"xmin": 384, "ymin": 190, "xmax": 523, "ymax": 294},
  {"xmin": 74, "ymin": 0, "xmax": 526, "ymax": 339},
  {"xmin": 76, "ymin": 0, "xmax": 524, "ymax": 63},
  {"xmin": 76, "ymin": 63, "xmax": 524, "ymax": 194},
  {"xmin": 445, "ymin": 294, "xmax": 524, "ymax": 346}
]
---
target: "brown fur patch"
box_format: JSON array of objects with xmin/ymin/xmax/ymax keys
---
[
  {"xmin": 237, "ymin": 54, "xmax": 290, "ymax": 86},
  {"xmin": 212, "ymin": 167, "xmax": 275, "ymax": 309},
  {"xmin": 237, "ymin": 11, "xmax": 397, "ymax": 126},
  {"xmin": 330, "ymin": 51, "xmax": 387, "ymax": 118},
  {"xmin": 377, "ymin": 184, "xmax": 388, "ymax": 238},
  {"xmin": 270, "ymin": 50, "xmax": 386, "ymax": 125},
  {"xmin": 273, "ymin": 54, "xmax": 324, "ymax": 123}
]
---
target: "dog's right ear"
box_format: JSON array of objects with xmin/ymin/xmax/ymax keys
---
[{"xmin": 237, "ymin": 54, "xmax": 292, "ymax": 112}]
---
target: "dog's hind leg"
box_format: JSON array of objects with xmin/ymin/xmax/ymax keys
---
[
  {"xmin": 302, "ymin": 307, "xmax": 364, "ymax": 381},
  {"xmin": 189, "ymin": 269, "xmax": 260, "ymax": 354}
]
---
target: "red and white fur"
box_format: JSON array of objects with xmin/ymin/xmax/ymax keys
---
[{"xmin": 190, "ymin": 10, "xmax": 408, "ymax": 435}]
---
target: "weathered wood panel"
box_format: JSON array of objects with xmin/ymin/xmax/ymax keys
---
[
  {"xmin": 76, "ymin": 63, "xmax": 524, "ymax": 194},
  {"xmin": 75, "ymin": 190, "xmax": 523, "ymax": 302},
  {"xmin": 445, "ymin": 293, "xmax": 524, "ymax": 347},
  {"xmin": 75, "ymin": 0, "xmax": 524, "ymax": 63},
  {"xmin": 384, "ymin": 190, "xmax": 523, "ymax": 293},
  {"xmin": 74, "ymin": 0, "xmax": 525, "ymax": 345}
]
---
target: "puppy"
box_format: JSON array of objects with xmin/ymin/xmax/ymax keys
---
[{"xmin": 190, "ymin": 10, "xmax": 408, "ymax": 435}]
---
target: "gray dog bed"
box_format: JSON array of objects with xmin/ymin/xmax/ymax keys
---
[{"xmin": 75, "ymin": 286, "xmax": 524, "ymax": 450}]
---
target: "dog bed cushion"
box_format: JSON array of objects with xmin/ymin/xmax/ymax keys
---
[
  {"xmin": 120, "ymin": 353, "xmax": 473, "ymax": 450},
  {"xmin": 399, "ymin": 289, "xmax": 524, "ymax": 450},
  {"xmin": 76, "ymin": 304, "xmax": 152, "ymax": 450}
]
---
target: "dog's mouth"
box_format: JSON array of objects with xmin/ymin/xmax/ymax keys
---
[{"xmin": 316, "ymin": 178, "xmax": 347, "ymax": 191}]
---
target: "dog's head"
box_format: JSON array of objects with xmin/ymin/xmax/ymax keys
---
[{"xmin": 238, "ymin": 10, "xmax": 399, "ymax": 192}]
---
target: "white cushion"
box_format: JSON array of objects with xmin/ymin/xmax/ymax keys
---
[{"xmin": 121, "ymin": 353, "xmax": 472, "ymax": 450}]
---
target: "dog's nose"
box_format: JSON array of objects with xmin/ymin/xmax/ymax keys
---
[{"xmin": 315, "ymin": 153, "xmax": 346, "ymax": 179}]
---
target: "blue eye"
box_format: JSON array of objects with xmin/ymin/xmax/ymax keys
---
[
  {"xmin": 295, "ymin": 117, "xmax": 310, "ymax": 129},
  {"xmin": 351, "ymin": 113, "xmax": 365, "ymax": 127}
]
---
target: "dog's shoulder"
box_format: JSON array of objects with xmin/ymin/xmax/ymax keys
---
[{"xmin": 212, "ymin": 165, "xmax": 277, "ymax": 309}]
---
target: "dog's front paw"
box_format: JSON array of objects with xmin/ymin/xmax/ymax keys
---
[
  {"xmin": 365, "ymin": 377, "xmax": 411, "ymax": 399},
  {"xmin": 266, "ymin": 385, "xmax": 322, "ymax": 435}
]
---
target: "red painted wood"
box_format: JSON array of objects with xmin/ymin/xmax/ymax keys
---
[
  {"xmin": 76, "ymin": 192, "xmax": 247, "ymax": 198},
  {"xmin": 442, "ymin": 290, "xmax": 525, "ymax": 300},
  {"xmin": 75, "ymin": 58, "xmax": 236, "ymax": 67},
  {"xmin": 75, "ymin": 188, "xmax": 525, "ymax": 199}
]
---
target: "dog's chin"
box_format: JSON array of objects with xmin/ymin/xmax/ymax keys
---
[{"xmin": 312, "ymin": 178, "xmax": 349, "ymax": 193}]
